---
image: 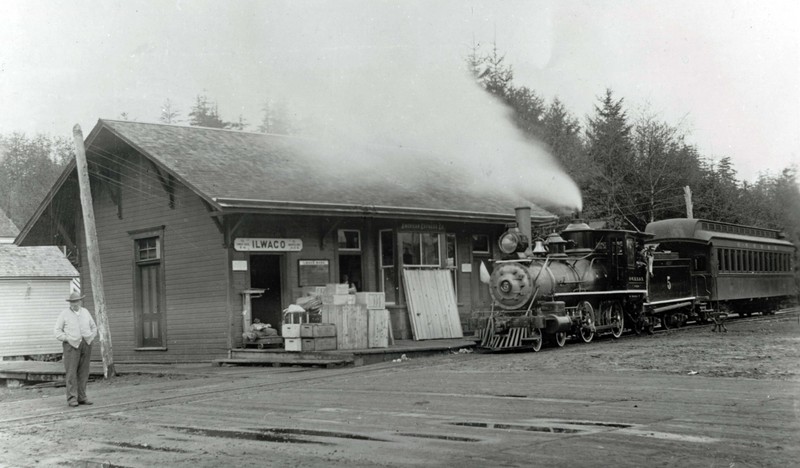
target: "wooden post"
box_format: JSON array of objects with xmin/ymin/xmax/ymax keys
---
[
  {"xmin": 73, "ymin": 124, "xmax": 116, "ymax": 378},
  {"xmin": 683, "ymin": 186, "xmax": 694, "ymax": 219}
]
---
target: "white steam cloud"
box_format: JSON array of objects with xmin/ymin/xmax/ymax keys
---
[{"xmin": 260, "ymin": 8, "xmax": 582, "ymax": 214}]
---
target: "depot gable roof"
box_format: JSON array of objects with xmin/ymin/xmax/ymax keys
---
[{"xmin": 18, "ymin": 119, "xmax": 556, "ymax": 242}]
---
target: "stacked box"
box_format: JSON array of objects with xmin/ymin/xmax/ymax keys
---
[
  {"xmin": 321, "ymin": 303, "xmax": 369, "ymax": 350},
  {"xmin": 282, "ymin": 323, "xmax": 302, "ymax": 338},
  {"xmin": 301, "ymin": 337, "xmax": 337, "ymax": 351},
  {"xmin": 355, "ymin": 292, "xmax": 385, "ymax": 310},
  {"xmin": 325, "ymin": 283, "xmax": 350, "ymax": 295},
  {"xmin": 284, "ymin": 324, "xmax": 338, "ymax": 352},
  {"xmin": 302, "ymin": 286, "xmax": 327, "ymax": 297},
  {"xmin": 300, "ymin": 323, "xmax": 336, "ymax": 338},
  {"xmin": 285, "ymin": 336, "xmax": 338, "ymax": 352},
  {"xmin": 368, "ymin": 309, "xmax": 390, "ymax": 348},
  {"xmin": 321, "ymin": 294, "xmax": 355, "ymax": 306}
]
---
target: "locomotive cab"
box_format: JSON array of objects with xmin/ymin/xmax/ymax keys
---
[{"xmin": 560, "ymin": 225, "xmax": 651, "ymax": 291}]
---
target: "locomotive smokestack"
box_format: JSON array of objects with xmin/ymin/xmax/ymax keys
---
[{"xmin": 514, "ymin": 206, "xmax": 532, "ymax": 255}]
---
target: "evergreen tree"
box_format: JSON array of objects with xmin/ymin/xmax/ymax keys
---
[
  {"xmin": 159, "ymin": 98, "xmax": 181, "ymax": 124},
  {"xmin": 541, "ymin": 98, "xmax": 587, "ymax": 180},
  {"xmin": 258, "ymin": 99, "xmax": 293, "ymax": 135},
  {"xmin": 0, "ymin": 133, "xmax": 72, "ymax": 228},
  {"xmin": 188, "ymin": 94, "xmax": 229, "ymax": 128},
  {"xmin": 583, "ymin": 89, "xmax": 635, "ymax": 227}
]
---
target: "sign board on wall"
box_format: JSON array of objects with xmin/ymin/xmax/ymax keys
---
[
  {"xmin": 399, "ymin": 222, "xmax": 445, "ymax": 232},
  {"xmin": 231, "ymin": 260, "xmax": 248, "ymax": 271},
  {"xmin": 234, "ymin": 238, "xmax": 303, "ymax": 252},
  {"xmin": 298, "ymin": 260, "xmax": 330, "ymax": 286}
]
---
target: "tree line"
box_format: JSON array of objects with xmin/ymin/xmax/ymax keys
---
[
  {"xmin": 1, "ymin": 47, "xmax": 798, "ymax": 271},
  {"xmin": 467, "ymin": 44, "xmax": 800, "ymax": 250}
]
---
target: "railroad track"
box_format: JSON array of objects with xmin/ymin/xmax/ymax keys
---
[
  {"xmin": 652, "ymin": 305, "xmax": 800, "ymax": 334},
  {"xmin": 0, "ymin": 356, "xmax": 457, "ymax": 429},
  {"xmin": 2, "ymin": 306, "xmax": 796, "ymax": 429}
]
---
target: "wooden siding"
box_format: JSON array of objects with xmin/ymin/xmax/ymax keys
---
[
  {"xmin": 80, "ymin": 153, "xmax": 228, "ymax": 362},
  {"xmin": 0, "ymin": 279, "xmax": 72, "ymax": 357}
]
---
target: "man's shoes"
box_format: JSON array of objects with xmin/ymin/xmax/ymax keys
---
[
  {"xmin": 78, "ymin": 400, "xmax": 93, "ymax": 405},
  {"xmin": 68, "ymin": 401, "xmax": 79, "ymax": 407}
]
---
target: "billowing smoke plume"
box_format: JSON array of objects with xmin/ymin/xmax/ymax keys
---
[{"xmin": 261, "ymin": 12, "xmax": 582, "ymax": 213}]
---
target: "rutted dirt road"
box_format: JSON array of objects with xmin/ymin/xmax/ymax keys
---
[{"xmin": 0, "ymin": 311, "xmax": 798, "ymax": 467}]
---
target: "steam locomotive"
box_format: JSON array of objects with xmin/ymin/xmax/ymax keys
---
[{"xmin": 475, "ymin": 207, "xmax": 797, "ymax": 351}]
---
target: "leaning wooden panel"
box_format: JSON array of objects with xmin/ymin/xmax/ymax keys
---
[
  {"xmin": 402, "ymin": 269, "xmax": 463, "ymax": 340},
  {"xmin": 368, "ymin": 309, "xmax": 390, "ymax": 348}
]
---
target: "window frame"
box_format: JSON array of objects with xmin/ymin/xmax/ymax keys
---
[
  {"xmin": 471, "ymin": 234, "xmax": 490, "ymax": 255},
  {"xmin": 378, "ymin": 229, "xmax": 397, "ymax": 304},
  {"xmin": 337, "ymin": 229, "xmax": 362, "ymax": 252}
]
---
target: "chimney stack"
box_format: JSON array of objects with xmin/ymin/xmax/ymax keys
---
[{"xmin": 514, "ymin": 206, "xmax": 532, "ymax": 255}]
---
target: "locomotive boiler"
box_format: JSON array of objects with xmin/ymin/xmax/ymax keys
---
[{"xmin": 476, "ymin": 207, "xmax": 651, "ymax": 351}]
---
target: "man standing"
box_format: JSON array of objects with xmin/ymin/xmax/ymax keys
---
[{"xmin": 54, "ymin": 292, "xmax": 97, "ymax": 407}]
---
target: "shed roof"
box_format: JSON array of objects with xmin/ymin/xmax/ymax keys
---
[{"xmin": 0, "ymin": 245, "xmax": 78, "ymax": 278}]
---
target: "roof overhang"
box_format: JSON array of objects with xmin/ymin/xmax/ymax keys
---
[{"xmin": 212, "ymin": 197, "xmax": 557, "ymax": 224}]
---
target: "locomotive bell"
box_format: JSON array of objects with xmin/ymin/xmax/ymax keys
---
[{"xmin": 532, "ymin": 239, "xmax": 547, "ymax": 255}]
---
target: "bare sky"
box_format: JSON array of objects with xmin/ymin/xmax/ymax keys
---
[{"xmin": 1, "ymin": 0, "xmax": 798, "ymax": 183}]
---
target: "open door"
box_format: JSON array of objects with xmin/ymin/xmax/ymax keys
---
[{"xmin": 249, "ymin": 254, "xmax": 283, "ymax": 329}]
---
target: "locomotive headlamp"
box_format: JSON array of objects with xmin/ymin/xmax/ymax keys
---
[{"xmin": 499, "ymin": 228, "xmax": 529, "ymax": 254}]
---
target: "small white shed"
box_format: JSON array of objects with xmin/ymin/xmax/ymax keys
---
[{"xmin": 0, "ymin": 245, "xmax": 79, "ymax": 359}]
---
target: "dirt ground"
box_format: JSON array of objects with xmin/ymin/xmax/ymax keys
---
[
  {"xmin": 0, "ymin": 310, "xmax": 797, "ymax": 467},
  {"xmin": 1, "ymin": 310, "xmax": 798, "ymax": 404},
  {"xmin": 475, "ymin": 309, "xmax": 800, "ymax": 380}
]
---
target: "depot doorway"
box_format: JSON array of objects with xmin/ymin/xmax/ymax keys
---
[
  {"xmin": 249, "ymin": 254, "xmax": 283, "ymax": 328},
  {"xmin": 338, "ymin": 254, "xmax": 362, "ymax": 292}
]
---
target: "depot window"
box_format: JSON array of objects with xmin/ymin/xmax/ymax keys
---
[
  {"xmin": 337, "ymin": 229, "xmax": 361, "ymax": 251},
  {"xmin": 400, "ymin": 232, "xmax": 440, "ymax": 266},
  {"xmin": 472, "ymin": 234, "xmax": 490, "ymax": 254}
]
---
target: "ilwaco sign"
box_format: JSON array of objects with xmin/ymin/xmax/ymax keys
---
[{"xmin": 233, "ymin": 238, "xmax": 303, "ymax": 252}]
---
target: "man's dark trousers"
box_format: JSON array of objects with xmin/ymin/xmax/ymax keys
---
[{"xmin": 63, "ymin": 340, "xmax": 92, "ymax": 404}]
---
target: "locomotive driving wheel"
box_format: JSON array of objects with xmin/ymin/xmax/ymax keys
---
[
  {"xmin": 609, "ymin": 301, "xmax": 624, "ymax": 339},
  {"xmin": 576, "ymin": 301, "xmax": 595, "ymax": 343},
  {"xmin": 528, "ymin": 328, "xmax": 543, "ymax": 352},
  {"xmin": 554, "ymin": 332, "xmax": 567, "ymax": 348}
]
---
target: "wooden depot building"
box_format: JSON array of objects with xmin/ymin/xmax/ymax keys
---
[{"xmin": 16, "ymin": 120, "xmax": 555, "ymax": 362}]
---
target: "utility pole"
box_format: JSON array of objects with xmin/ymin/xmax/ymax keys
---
[
  {"xmin": 684, "ymin": 186, "xmax": 694, "ymax": 219},
  {"xmin": 73, "ymin": 124, "xmax": 116, "ymax": 378}
]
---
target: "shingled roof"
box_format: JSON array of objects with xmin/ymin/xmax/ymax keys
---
[
  {"xmin": 0, "ymin": 245, "xmax": 78, "ymax": 278},
  {"xmin": 17, "ymin": 120, "xmax": 557, "ymax": 243},
  {"xmin": 98, "ymin": 120, "xmax": 554, "ymax": 220}
]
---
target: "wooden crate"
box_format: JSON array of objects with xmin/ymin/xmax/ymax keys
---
[
  {"xmin": 284, "ymin": 337, "xmax": 337, "ymax": 352},
  {"xmin": 284, "ymin": 338, "xmax": 303, "ymax": 352},
  {"xmin": 302, "ymin": 337, "xmax": 337, "ymax": 351},
  {"xmin": 282, "ymin": 324, "xmax": 302, "ymax": 338},
  {"xmin": 368, "ymin": 309, "xmax": 389, "ymax": 348},
  {"xmin": 321, "ymin": 303, "xmax": 368, "ymax": 350},
  {"xmin": 300, "ymin": 323, "xmax": 336, "ymax": 338},
  {"xmin": 302, "ymin": 286, "xmax": 327, "ymax": 297},
  {"xmin": 321, "ymin": 294, "xmax": 355, "ymax": 306},
  {"xmin": 355, "ymin": 292, "xmax": 385, "ymax": 310},
  {"xmin": 325, "ymin": 283, "xmax": 350, "ymax": 295}
]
